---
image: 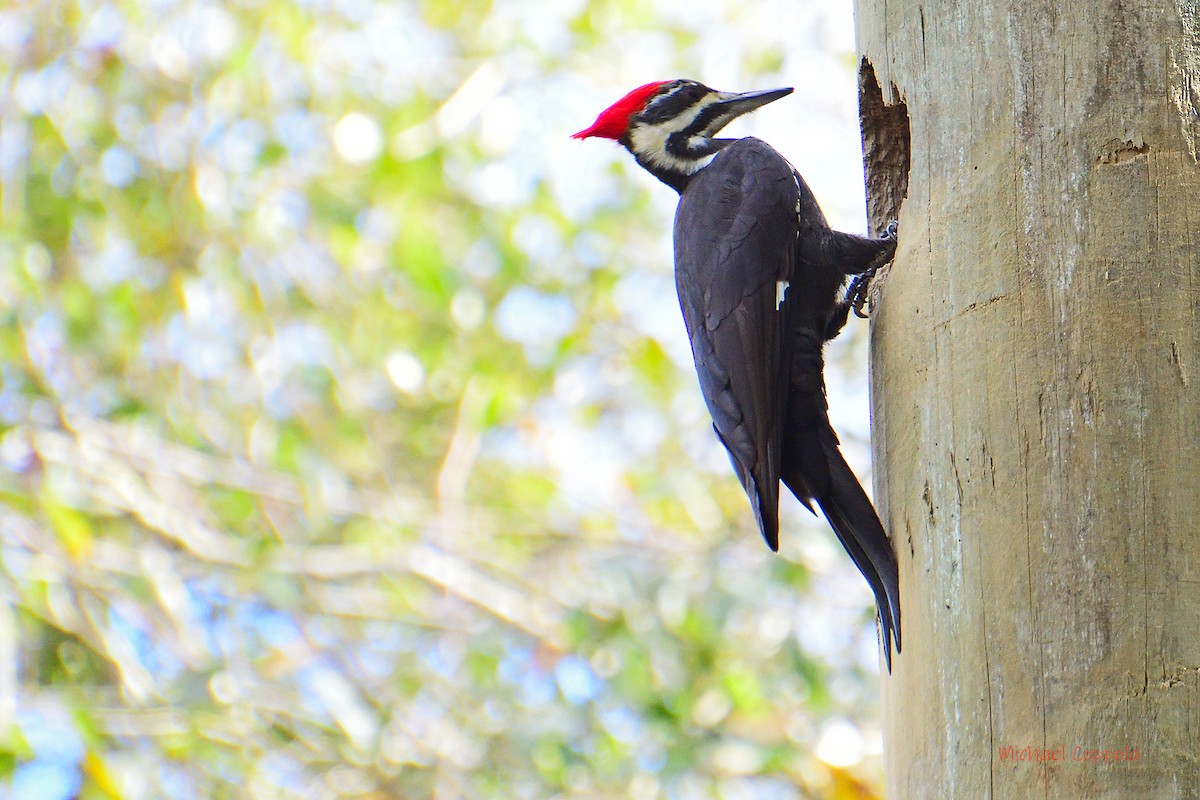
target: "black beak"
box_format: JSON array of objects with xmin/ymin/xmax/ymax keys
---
[
  {"xmin": 712, "ymin": 87, "xmax": 794, "ymax": 118},
  {"xmin": 699, "ymin": 87, "xmax": 793, "ymax": 137}
]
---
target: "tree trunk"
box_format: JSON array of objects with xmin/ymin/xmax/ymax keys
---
[{"xmin": 854, "ymin": 1, "xmax": 1200, "ymax": 797}]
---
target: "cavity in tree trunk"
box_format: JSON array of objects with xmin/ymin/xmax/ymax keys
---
[{"xmin": 854, "ymin": 1, "xmax": 1200, "ymax": 797}]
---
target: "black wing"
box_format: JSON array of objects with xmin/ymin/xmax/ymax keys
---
[
  {"xmin": 673, "ymin": 138, "xmax": 902, "ymax": 668},
  {"xmin": 673, "ymin": 138, "xmax": 799, "ymax": 550}
]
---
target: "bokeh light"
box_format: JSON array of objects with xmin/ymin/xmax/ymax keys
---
[{"xmin": 0, "ymin": 0, "xmax": 888, "ymax": 797}]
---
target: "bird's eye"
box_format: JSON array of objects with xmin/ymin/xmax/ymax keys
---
[
  {"xmin": 640, "ymin": 82, "xmax": 705, "ymax": 125},
  {"xmin": 640, "ymin": 97, "xmax": 676, "ymax": 123}
]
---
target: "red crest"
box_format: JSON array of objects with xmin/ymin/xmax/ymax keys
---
[{"xmin": 572, "ymin": 81, "xmax": 672, "ymax": 140}]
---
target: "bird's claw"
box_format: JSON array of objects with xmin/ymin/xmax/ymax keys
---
[
  {"xmin": 848, "ymin": 269, "xmax": 876, "ymax": 318},
  {"xmin": 850, "ymin": 220, "xmax": 899, "ymax": 318},
  {"xmin": 848, "ymin": 268, "xmax": 880, "ymax": 318}
]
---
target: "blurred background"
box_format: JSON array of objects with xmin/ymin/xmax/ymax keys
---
[{"xmin": 0, "ymin": 0, "xmax": 888, "ymax": 797}]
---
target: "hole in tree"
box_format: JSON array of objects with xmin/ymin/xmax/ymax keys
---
[{"xmin": 858, "ymin": 59, "xmax": 911, "ymax": 235}]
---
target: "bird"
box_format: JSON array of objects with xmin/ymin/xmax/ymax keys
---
[{"xmin": 573, "ymin": 79, "xmax": 901, "ymax": 669}]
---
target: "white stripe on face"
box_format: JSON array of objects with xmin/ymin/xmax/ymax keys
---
[{"xmin": 627, "ymin": 92, "xmax": 719, "ymax": 173}]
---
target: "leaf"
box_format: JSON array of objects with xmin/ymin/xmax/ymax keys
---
[{"xmin": 41, "ymin": 497, "xmax": 93, "ymax": 559}]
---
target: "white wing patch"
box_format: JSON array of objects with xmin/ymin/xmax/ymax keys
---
[{"xmin": 776, "ymin": 280, "xmax": 789, "ymax": 310}]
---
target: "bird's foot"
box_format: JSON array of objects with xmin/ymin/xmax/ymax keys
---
[
  {"xmin": 847, "ymin": 269, "xmax": 877, "ymax": 318},
  {"xmin": 850, "ymin": 221, "xmax": 898, "ymax": 318}
]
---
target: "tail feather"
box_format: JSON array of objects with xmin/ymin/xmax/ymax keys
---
[
  {"xmin": 815, "ymin": 447, "xmax": 901, "ymax": 670},
  {"xmin": 778, "ymin": 325, "xmax": 900, "ymax": 669}
]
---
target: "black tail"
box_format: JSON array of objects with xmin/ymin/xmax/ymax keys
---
[
  {"xmin": 813, "ymin": 444, "xmax": 901, "ymax": 671},
  {"xmin": 780, "ymin": 326, "xmax": 901, "ymax": 670}
]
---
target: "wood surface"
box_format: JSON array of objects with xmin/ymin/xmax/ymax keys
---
[{"xmin": 854, "ymin": 1, "xmax": 1200, "ymax": 796}]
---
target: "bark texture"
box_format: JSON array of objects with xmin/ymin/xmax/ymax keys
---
[{"xmin": 855, "ymin": 1, "xmax": 1200, "ymax": 797}]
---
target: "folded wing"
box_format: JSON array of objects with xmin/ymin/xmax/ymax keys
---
[{"xmin": 672, "ymin": 138, "xmax": 800, "ymax": 550}]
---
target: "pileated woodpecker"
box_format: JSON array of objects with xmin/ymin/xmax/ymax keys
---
[{"xmin": 574, "ymin": 80, "xmax": 901, "ymax": 668}]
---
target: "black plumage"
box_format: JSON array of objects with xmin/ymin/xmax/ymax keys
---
[
  {"xmin": 675, "ymin": 139, "xmax": 900, "ymax": 667},
  {"xmin": 575, "ymin": 81, "xmax": 901, "ymax": 668}
]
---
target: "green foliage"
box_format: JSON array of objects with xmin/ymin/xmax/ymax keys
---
[{"xmin": 0, "ymin": 0, "xmax": 886, "ymax": 797}]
